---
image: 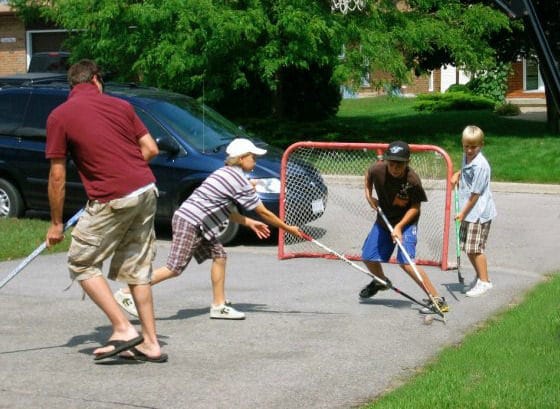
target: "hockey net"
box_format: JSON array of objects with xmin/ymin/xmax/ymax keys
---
[{"xmin": 278, "ymin": 142, "xmax": 454, "ymax": 270}]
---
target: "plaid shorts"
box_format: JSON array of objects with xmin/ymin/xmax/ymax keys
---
[
  {"xmin": 460, "ymin": 220, "xmax": 492, "ymax": 254},
  {"xmin": 166, "ymin": 213, "xmax": 227, "ymax": 275}
]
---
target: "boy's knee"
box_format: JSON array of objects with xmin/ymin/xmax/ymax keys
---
[{"xmin": 213, "ymin": 257, "xmax": 227, "ymax": 266}]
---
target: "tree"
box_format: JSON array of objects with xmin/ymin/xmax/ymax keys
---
[
  {"xmin": 340, "ymin": 1, "xmax": 511, "ymax": 87},
  {"xmin": 11, "ymin": 0, "xmax": 513, "ymax": 121}
]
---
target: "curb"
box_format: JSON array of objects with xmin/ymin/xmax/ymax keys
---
[{"xmin": 491, "ymin": 182, "xmax": 560, "ymax": 195}]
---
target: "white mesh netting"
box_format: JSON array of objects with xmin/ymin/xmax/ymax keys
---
[{"xmin": 279, "ymin": 142, "xmax": 454, "ymax": 269}]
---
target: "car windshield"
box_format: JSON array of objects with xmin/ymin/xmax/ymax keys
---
[{"xmin": 148, "ymin": 95, "xmax": 251, "ymax": 153}]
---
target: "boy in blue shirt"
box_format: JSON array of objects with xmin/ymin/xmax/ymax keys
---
[{"xmin": 452, "ymin": 125, "xmax": 497, "ymax": 297}]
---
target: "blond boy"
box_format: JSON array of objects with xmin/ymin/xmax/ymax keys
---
[{"xmin": 451, "ymin": 125, "xmax": 497, "ymax": 297}]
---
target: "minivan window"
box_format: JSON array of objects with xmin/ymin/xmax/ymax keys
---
[
  {"xmin": 21, "ymin": 93, "xmax": 67, "ymax": 138},
  {"xmin": 0, "ymin": 93, "xmax": 29, "ymax": 134},
  {"xmin": 135, "ymin": 108, "xmax": 171, "ymax": 140},
  {"xmin": 148, "ymin": 97, "xmax": 250, "ymax": 153}
]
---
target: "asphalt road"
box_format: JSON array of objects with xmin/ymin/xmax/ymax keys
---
[{"xmin": 0, "ymin": 183, "xmax": 559, "ymax": 409}]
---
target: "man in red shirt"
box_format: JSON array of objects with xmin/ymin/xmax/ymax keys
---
[{"xmin": 46, "ymin": 59, "xmax": 166, "ymax": 363}]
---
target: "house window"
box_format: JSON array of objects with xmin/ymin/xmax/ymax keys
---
[
  {"xmin": 25, "ymin": 29, "xmax": 69, "ymax": 68},
  {"xmin": 524, "ymin": 57, "xmax": 544, "ymax": 91}
]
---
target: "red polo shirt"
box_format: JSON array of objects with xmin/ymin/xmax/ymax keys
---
[{"xmin": 46, "ymin": 83, "xmax": 155, "ymax": 202}]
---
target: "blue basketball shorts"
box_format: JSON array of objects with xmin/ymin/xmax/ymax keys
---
[{"xmin": 361, "ymin": 222, "xmax": 418, "ymax": 264}]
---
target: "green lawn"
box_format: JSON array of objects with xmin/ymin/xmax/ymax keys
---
[
  {"xmin": 363, "ymin": 274, "xmax": 560, "ymax": 409},
  {"xmin": 245, "ymin": 96, "xmax": 560, "ymax": 184},
  {"xmin": 0, "ymin": 217, "xmax": 72, "ymax": 261}
]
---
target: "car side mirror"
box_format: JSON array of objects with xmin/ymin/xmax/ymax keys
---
[{"xmin": 156, "ymin": 136, "xmax": 180, "ymax": 155}]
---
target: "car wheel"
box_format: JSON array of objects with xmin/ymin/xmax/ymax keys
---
[
  {"xmin": 0, "ymin": 178, "xmax": 24, "ymax": 218},
  {"xmin": 217, "ymin": 219, "xmax": 240, "ymax": 245}
]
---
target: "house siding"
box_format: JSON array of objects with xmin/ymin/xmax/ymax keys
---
[
  {"xmin": 506, "ymin": 61, "xmax": 545, "ymax": 99},
  {"xmin": 0, "ymin": 13, "xmax": 27, "ymax": 75}
]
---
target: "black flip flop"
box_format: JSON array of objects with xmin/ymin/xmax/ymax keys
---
[
  {"xmin": 93, "ymin": 335, "xmax": 144, "ymax": 361},
  {"xmin": 120, "ymin": 346, "xmax": 168, "ymax": 363}
]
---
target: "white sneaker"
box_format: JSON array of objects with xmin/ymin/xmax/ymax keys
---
[
  {"xmin": 210, "ymin": 303, "xmax": 245, "ymax": 320},
  {"xmin": 114, "ymin": 289, "xmax": 139, "ymax": 317},
  {"xmin": 465, "ymin": 279, "xmax": 493, "ymax": 297},
  {"xmin": 462, "ymin": 277, "xmax": 478, "ymax": 293}
]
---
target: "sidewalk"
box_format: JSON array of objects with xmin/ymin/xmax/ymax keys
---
[{"xmin": 492, "ymin": 181, "xmax": 560, "ymax": 194}]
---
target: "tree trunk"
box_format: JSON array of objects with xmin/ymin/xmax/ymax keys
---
[{"xmin": 545, "ymin": 89, "xmax": 560, "ymax": 134}]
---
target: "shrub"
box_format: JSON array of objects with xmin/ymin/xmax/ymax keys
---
[
  {"xmin": 494, "ymin": 102, "xmax": 521, "ymax": 116},
  {"xmin": 466, "ymin": 62, "xmax": 512, "ymax": 104},
  {"xmin": 446, "ymin": 84, "xmax": 471, "ymax": 94},
  {"xmin": 413, "ymin": 92, "xmax": 495, "ymax": 112}
]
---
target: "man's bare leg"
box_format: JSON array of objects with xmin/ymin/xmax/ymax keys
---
[
  {"xmin": 81, "ymin": 276, "xmax": 139, "ymax": 356},
  {"xmin": 129, "ymin": 283, "xmax": 162, "ymax": 358}
]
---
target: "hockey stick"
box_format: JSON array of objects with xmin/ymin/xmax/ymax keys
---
[
  {"xmin": 300, "ymin": 231, "xmax": 436, "ymax": 313},
  {"xmin": 0, "ymin": 208, "xmax": 85, "ymax": 290},
  {"xmin": 376, "ymin": 207, "xmax": 445, "ymax": 319},
  {"xmin": 454, "ymin": 186, "xmax": 465, "ymax": 285}
]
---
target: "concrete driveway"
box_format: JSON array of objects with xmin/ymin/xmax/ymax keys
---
[{"xmin": 0, "ymin": 183, "xmax": 559, "ymax": 409}]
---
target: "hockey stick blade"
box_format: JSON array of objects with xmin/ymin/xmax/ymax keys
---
[
  {"xmin": 0, "ymin": 208, "xmax": 85, "ymax": 290},
  {"xmin": 300, "ymin": 232, "xmax": 436, "ymax": 313}
]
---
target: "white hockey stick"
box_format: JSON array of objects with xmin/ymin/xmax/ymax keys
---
[
  {"xmin": 0, "ymin": 208, "xmax": 85, "ymax": 290},
  {"xmin": 376, "ymin": 207, "xmax": 446, "ymax": 318},
  {"xmin": 300, "ymin": 232, "xmax": 440, "ymax": 315}
]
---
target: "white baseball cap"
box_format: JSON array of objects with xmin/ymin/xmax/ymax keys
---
[{"xmin": 226, "ymin": 138, "xmax": 267, "ymax": 157}]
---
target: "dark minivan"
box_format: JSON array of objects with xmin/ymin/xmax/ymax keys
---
[{"xmin": 0, "ymin": 82, "xmax": 327, "ymax": 243}]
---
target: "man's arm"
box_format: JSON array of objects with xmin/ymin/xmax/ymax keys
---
[
  {"xmin": 138, "ymin": 133, "xmax": 159, "ymax": 162},
  {"xmin": 46, "ymin": 158, "xmax": 67, "ymax": 247}
]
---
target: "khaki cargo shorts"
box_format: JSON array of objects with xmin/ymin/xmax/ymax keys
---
[{"xmin": 68, "ymin": 187, "xmax": 157, "ymax": 284}]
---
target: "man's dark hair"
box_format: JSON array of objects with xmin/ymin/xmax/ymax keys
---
[{"xmin": 67, "ymin": 59, "xmax": 102, "ymax": 89}]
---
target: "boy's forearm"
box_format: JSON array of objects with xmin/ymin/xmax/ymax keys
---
[
  {"xmin": 461, "ymin": 193, "xmax": 480, "ymax": 218},
  {"xmin": 229, "ymin": 212, "xmax": 245, "ymax": 225},
  {"xmin": 395, "ymin": 206, "xmax": 420, "ymax": 230}
]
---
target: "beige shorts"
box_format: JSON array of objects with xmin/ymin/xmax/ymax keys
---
[{"xmin": 68, "ymin": 187, "xmax": 157, "ymax": 284}]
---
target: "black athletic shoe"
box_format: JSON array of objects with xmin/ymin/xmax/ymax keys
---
[
  {"xmin": 420, "ymin": 297, "xmax": 449, "ymax": 314},
  {"xmin": 359, "ymin": 278, "xmax": 391, "ymax": 298}
]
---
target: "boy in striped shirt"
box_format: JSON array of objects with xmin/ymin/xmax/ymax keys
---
[{"xmin": 115, "ymin": 138, "xmax": 302, "ymax": 319}]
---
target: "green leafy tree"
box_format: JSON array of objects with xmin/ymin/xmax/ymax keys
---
[{"xmin": 10, "ymin": 0, "xmax": 514, "ymax": 121}]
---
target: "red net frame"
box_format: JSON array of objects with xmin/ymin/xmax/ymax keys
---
[{"xmin": 278, "ymin": 141, "xmax": 454, "ymax": 270}]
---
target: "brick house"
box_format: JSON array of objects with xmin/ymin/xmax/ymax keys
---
[
  {"xmin": 0, "ymin": 1, "xmax": 26, "ymax": 74},
  {"xmin": 0, "ymin": 1, "xmax": 68, "ymax": 75},
  {"xmin": 358, "ymin": 60, "xmax": 546, "ymax": 111}
]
